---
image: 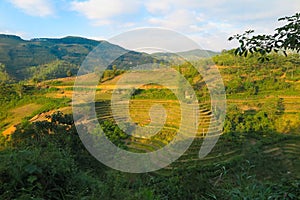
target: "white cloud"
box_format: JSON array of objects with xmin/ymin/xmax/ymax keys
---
[
  {"xmin": 146, "ymin": 0, "xmax": 300, "ymax": 50},
  {"xmin": 145, "ymin": 0, "xmax": 173, "ymax": 14},
  {"xmin": 8, "ymin": 0, "xmax": 54, "ymax": 17},
  {"xmin": 148, "ymin": 9, "xmax": 205, "ymax": 32},
  {"xmin": 68, "ymin": 0, "xmax": 300, "ymax": 50},
  {"xmin": 70, "ymin": 0, "xmax": 140, "ymax": 25},
  {"xmin": 189, "ymin": 30, "xmax": 239, "ymax": 51}
]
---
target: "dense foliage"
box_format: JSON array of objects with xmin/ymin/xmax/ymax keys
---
[
  {"xmin": 22, "ymin": 60, "xmax": 79, "ymax": 82},
  {"xmin": 0, "ymin": 83, "xmax": 70, "ymax": 132},
  {"xmin": 1, "ymin": 30, "xmax": 300, "ymax": 199},
  {"xmin": 229, "ymin": 13, "xmax": 300, "ymax": 60},
  {"xmin": 1, "ymin": 112, "xmax": 299, "ymax": 199},
  {"xmin": 214, "ymin": 50, "xmax": 300, "ymax": 84},
  {"xmin": 0, "ymin": 35, "xmax": 166, "ymax": 81}
]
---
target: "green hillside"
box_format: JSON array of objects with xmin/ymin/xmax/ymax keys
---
[
  {"xmin": 0, "ymin": 34, "xmax": 163, "ymax": 81},
  {"xmin": 0, "ymin": 38, "xmax": 300, "ymax": 199},
  {"xmin": 152, "ymin": 49, "xmax": 219, "ymax": 63},
  {"xmin": 0, "ymin": 35, "xmax": 94, "ymax": 79}
]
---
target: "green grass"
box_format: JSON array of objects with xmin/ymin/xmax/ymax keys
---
[{"xmin": 0, "ymin": 94, "xmax": 70, "ymax": 132}]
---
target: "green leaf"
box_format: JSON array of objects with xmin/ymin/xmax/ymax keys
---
[
  {"xmin": 239, "ymin": 40, "xmax": 245, "ymax": 46},
  {"xmin": 234, "ymin": 48, "xmax": 240, "ymax": 55},
  {"xmin": 27, "ymin": 175, "xmax": 37, "ymax": 184},
  {"xmin": 259, "ymin": 49, "xmax": 266, "ymax": 55},
  {"xmin": 258, "ymin": 57, "xmax": 265, "ymax": 63},
  {"xmin": 24, "ymin": 164, "xmax": 41, "ymax": 174}
]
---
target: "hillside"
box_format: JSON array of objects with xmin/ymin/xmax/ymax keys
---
[
  {"xmin": 152, "ymin": 49, "xmax": 219, "ymax": 63},
  {"xmin": 1, "ymin": 40, "xmax": 300, "ymax": 199},
  {"xmin": 1, "ymin": 54, "xmax": 300, "ymax": 198},
  {"xmin": 0, "ymin": 35, "xmax": 96, "ymax": 79},
  {"xmin": 0, "ymin": 34, "xmax": 220, "ymax": 81},
  {"xmin": 0, "ymin": 34, "xmax": 162, "ymax": 81}
]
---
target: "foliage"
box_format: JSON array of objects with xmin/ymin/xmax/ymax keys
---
[
  {"xmin": 223, "ymin": 99, "xmax": 286, "ymax": 135},
  {"xmin": 0, "ymin": 34, "xmax": 165, "ymax": 80},
  {"xmin": 0, "ymin": 82, "xmax": 70, "ymax": 131},
  {"xmin": 220, "ymin": 160, "xmax": 299, "ymax": 199},
  {"xmin": 22, "ymin": 60, "xmax": 79, "ymax": 81},
  {"xmin": 100, "ymin": 119, "xmax": 129, "ymax": 148},
  {"xmin": 1, "ymin": 113, "xmax": 106, "ymax": 199},
  {"xmin": 229, "ymin": 13, "xmax": 300, "ymax": 61},
  {"xmin": 100, "ymin": 67, "xmax": 125, "ymax": 82},
  {"xmin": 213, "ymin": 50, "xmax": 300, "ymax": 93},
  {"xmin": 0, "ymin": 147, "xmax": 106, "ymax": 199},
  {"xmin": 0, "ymin": 110, "xmax": 300, "ymax": 199},
  {"xmin": 131, "ymin": 88, "xmax": 177, "ymax": 100},
  {"xmin": 1, "ymin": 29, "xmax": 300, "ymax": 199},
  {"xmin": 0, "ymin": 63, "xmax": 11, "ymax": 82}
]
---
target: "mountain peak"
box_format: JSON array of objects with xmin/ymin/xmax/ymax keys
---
[{"xmin": 0, "ymin": 34, "xmax": 24, "ymax": 41}]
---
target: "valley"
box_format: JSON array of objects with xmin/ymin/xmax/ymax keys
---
[{"xmin": 0, "ymin": 34, "xmax": 300, "ymax": 199}]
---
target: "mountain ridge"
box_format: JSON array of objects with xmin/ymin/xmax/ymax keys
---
[{"xmin": 0, "ymin": 34, "xmax": 218, "ymax": 81}]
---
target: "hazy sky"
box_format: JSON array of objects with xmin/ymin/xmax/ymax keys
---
[{"xmin": 0, "ymin": 0, "xmax": 299, "ymax": 51}]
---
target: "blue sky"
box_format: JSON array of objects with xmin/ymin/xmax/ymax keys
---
[{"xmin": 0, "ymin": 0, "xmax": 299, "ymax": 51}]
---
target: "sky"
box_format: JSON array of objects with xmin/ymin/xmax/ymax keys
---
[{"xmin": 0, "ymin": 0, "xmax": 299, "ymax": 51}]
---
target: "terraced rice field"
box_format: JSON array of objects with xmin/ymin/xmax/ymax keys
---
[
  {"xmin": 94, "ymin": 98, "xmax": 226, "ymax": 168},
  {"xmin": 12, "ymin": 73, "xmax": 299, "ymax": 174},
  {"xmin": 90, "ymin": 96, "xmax": 300, "ymax": 175}
]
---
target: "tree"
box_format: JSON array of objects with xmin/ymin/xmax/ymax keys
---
[
  {"xmin": 15, "ymin": 83, "xmax": 25, "ymax": 98},
  {"xmin": 0, "ymin": 63, "xmax": 10, "ymax": 82},
  {"xmin": 229, "ymin": 13, "xmax": 300, "ymax": 61},
  {"xmin": 66, "ymin": 69, "xmax": 72, "ymax": 77},
  {"xmin": 112, "ymin": 65, "xmax": 117, "ymax": 75}
]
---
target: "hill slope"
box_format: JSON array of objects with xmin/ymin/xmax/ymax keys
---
[
  {"xmin": 152, "ymin": 49, "xmax": 219, "ymax": 63},
  {"xmin": 0, "ymin": 34, "xmax": 161, "ymax": 80}
]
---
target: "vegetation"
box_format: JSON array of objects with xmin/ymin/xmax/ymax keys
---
[
  {"xmin": 131, "ymin": 88, "xmax": 177, "ymax": 100},
  {"xmin": 229, "ymin": 13, "xmax": 300, "ymax": 60},
  {"xmin": 1, "ymin": 112, "xmax": 299, "ymax": 199},
  {"xmin": 100, "ymin": 66, "xmax": 125, "ymax": 82},
  {"xmin": 0, "ymin": 82, "xmax": 70, "ymax": 132},
  {"xmin": 0, "ymin": 34, "xmax": 166, "ymax": 81},
  {"xmin": 1, "ymin": 29, "xmax": 300, "ymax": 198},
  {"xmin": 22, "ymin": 60, "xmax": 79, "ymax": 82},
  {"xmin": 0, "ymin": 63, "xmax": 11, "ymax": 82}
]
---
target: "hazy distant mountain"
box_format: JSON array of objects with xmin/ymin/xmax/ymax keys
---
[
  {"xmin": 0, "ymin": 34, "xmax": 161, "ymax": 80},
  {"xmin": 178, "ymin": 49, "xmax": 219, "ymax": 58},
  {"xmin": 152, "ymin": 49, "xmax": 219, "ymax": 63}
]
